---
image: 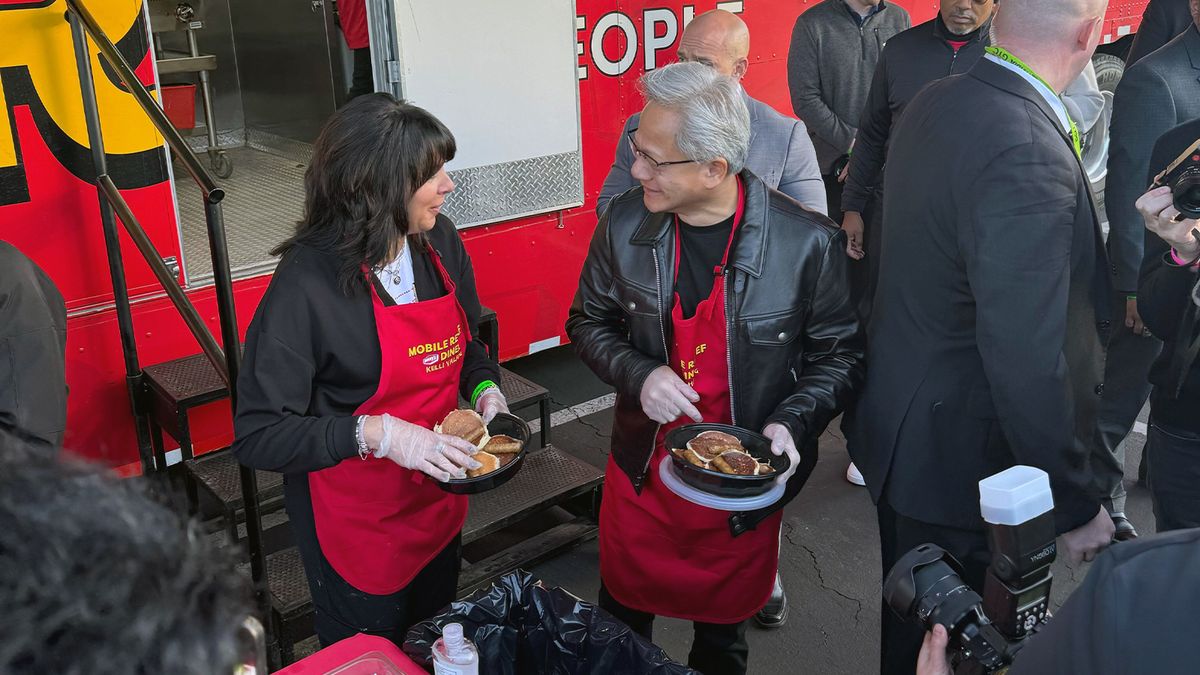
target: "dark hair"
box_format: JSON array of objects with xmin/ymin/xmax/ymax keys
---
[
  {"xmin": 273, "ymin": 93, "xmax": 457, "ymax": 295},
  {"xmin": 0, "ymin": 441, "xmax": 252, "ymax": 674}
]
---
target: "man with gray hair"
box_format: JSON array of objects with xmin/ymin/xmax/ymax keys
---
[
  {"xmin": 850, "ymin": 0, "xmax": 1116, "ymax": 672},
  {"xmin": 597, "ymin": 9, "xmax": 826, "ymax": 216},
  {"xmin": 567, "ymin": 62, "xmax": 862, "ymax": 675}
]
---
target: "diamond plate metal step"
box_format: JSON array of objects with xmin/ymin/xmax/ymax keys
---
[
  {"xmin": 457, "ymin": 518, "xmax": 598, "ymax": 595},
  {"xmin": 257, "ymin": 444, "xmax": 603, "ymax": 664},
  {"xmin": 462, "ymin": 445, "xmax": 602, "ymax": 544}
]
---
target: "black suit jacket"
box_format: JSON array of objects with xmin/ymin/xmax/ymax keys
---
[
  {"xmin": 851, "ymin": 58, "xmax": 1110, "ymax": 533},
  {"xmin": 1106, "ymin": 26, "xmax": 1200, "ymax": 293},
  {"xmin": 1126, "ymin": 0, "xmax": 1195, "ymax": 66}
]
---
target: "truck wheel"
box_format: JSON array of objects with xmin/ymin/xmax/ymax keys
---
[{"xmin": 1083, "ymin": 53, "xmax": 1125, "ymax": 196}]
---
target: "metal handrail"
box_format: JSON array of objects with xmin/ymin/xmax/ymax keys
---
[
  {"xmin": 65, "ymin": 0, "xmax": 224, "ymax": 204},
  {"xmin": 67, "ymin": 4, "xmax": 274, "ymax": 663},
  {"xmin": 98, "ymin": 176, "xmax": 229, "ymax": 387}
]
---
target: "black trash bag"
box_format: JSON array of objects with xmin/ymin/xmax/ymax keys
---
[{"xmin": 403, "ymin": 570, "xmax": 696, "ymax": 675}]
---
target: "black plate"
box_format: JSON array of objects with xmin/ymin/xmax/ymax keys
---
[
  {"xmin": 437, "ymin": 412, "xmax": 530, "ymax": 494},
  {"xmin": 664, "ymin": 423, "xmax": 786, "ymax": 498}
]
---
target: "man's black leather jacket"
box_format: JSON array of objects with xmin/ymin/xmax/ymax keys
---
[{"xmin": 566, "ymin": 171, "xmax": 864, "ymax": 533}]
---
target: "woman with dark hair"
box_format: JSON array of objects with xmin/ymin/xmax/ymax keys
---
[{"xmin": 233, "ymin": 93, "xmax": 507, "ymax": 646}]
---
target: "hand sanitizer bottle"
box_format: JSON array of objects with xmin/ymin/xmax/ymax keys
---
[{"xmin": 432, "ymin": 623, "xmax": 480, "ymax": 675}]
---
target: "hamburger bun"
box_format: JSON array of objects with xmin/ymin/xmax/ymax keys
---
[
  {"xmin": 435, "ymin": 409, "xmax": 488, "ymax": 446},
  {"xmin": 467, "ymin": 451, "xmax": 500, "ymax": 478}
]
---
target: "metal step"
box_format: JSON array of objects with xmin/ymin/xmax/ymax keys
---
[
  {"xmin": 457, "ymin": 517, "xmax": 598, "ymax": 595},
  {"xmin": 259, "ymin": 444, "xmax": 604, "ymax": 663},
  {"xmin": 142, "ymin": 306, "xmax": 499, "ymax": 416},
  {"xmin": 462, "ymin": 445, "xmax": 602, "ymax": 544}
]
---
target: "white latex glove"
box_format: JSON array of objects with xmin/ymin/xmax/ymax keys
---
[
  {"xmin": 375, "ymin": 413, "xmax": 480, "ymax": 482},
  {"xmin": 1060, "ymin": 506, "xmax": 1115, "ymax": 564},
  {"xmin": 639, "ymin": 365, "xmax": 702, "ymax": 425},
  {"xmin": 475, "ymin": 386, "xmax": 508, "ymax": 424},
  {"xmin": 762, "ymin": 423, "xmax": 801, "ymax": 487}
]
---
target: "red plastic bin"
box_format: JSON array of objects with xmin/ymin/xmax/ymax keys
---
[{"xmin": 160, "ymin": 83, "xmax": 196, "ymax": 130}]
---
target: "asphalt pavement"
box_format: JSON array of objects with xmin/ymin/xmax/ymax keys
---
[{"xmin": 504, "ymin": 344, "xmax": 1156, "ymax": 675}]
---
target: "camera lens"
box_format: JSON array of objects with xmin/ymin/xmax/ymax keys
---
[
  {"xmin": 883, "ymin": 544, "xmax": 985, "ymax": 639},
  {"xmin": 1173, "ymin": 166, "xmax": 1200, "ymax": 219}
]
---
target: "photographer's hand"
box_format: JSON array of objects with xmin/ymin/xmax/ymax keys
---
[
  {"xmin": 1136, "ymin": 186, "xmax": 1200, "ymax": 262},
  {"xmin": 916, "ymin": 624, "xmax": 953, "ymax": 675},
  {"xmin": 1061, "ymin": 507, "xmax": 1115, "ymax": 564}
]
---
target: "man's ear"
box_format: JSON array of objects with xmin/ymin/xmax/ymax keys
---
[
  {"xmin": 732, "ymin": 57, "xmax": 749, "ymax": 80},
  {"xmin": 1076, "ymin": 16, "xmax": 1102, "ymax": 52},
  {"xmin": 703, "ymin": 158, "xmax": 731, "ymax": 187}
]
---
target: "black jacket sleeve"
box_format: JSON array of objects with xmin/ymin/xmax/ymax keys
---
[
  {"xmin": 232, "ymin": 266, "xmax": 361, "ymax": 475},
  {"xmin": 961, "ymin": 140, "xmax": 1102, "ymax": 533},
  {"xmin": 763, "ymin": 228, "xmax": 865, "ymax": 446},
  {"xmin": 0, "ymin": 244, "xmax": 67, "ymax": 451},
  {"xmin": 1106, "ymin": 64, "xmax": 1179, "ymax": 293},
  {"xmin": 565, "ymin": 213, "xmax": 663, "ymax": 400},
  {"xmin": 841, "ymin": 52, "xmax": 892, "ymax": 214},
  {"xmin": 743, "ymin": 229, "xmax": 863, "ymax": 531},
  {"xmin": 1138, "ymin": 228, "xmax": 1199, "ymax": 341},
  {"xmin": 1125, "ymin": 0, "xmax": 1179, "ymax": 66}
]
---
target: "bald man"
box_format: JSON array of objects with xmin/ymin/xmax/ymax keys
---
[
  {"xmin": 849, "ymin": 0, "xmax": 1116, "ymax": 672},
  {"xmin": 596, "ymin": 10, "xmax": 827, "ymax": 216}
]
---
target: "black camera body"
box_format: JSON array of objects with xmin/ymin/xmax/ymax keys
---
[
  {"xmin": 883, "ymin": 468, "xmax": 1058, "ymax": 673},
  {"xmin": 1151, "ymin": 123, "xmax": 1200, "ymax": 220}
]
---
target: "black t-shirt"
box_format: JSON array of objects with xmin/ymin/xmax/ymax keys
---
[{"xmin": 675, "ymin": 213, "xmax": 735, "ymax": 319}]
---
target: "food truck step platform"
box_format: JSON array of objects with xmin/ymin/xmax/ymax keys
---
[{"xmin": 250, "ymin": 443, "xmax": 604, "ymax": 663}]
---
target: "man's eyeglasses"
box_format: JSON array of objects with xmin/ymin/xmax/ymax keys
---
[{"xmin": 627, "ymin": 128, "xmax": 697, "ymax": 172}]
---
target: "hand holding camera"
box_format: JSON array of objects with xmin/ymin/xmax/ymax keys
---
[{"xmin": 1137, "ymin": 185, "xmax": 1200, "ymax": 264}]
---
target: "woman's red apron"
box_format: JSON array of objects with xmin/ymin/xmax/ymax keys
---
[
  {"xmin": 308, "ymin": 246, "xmax": 470, "ymax": 595},
  {"xmin": 599, "ymin": 178, "xmax": 783, "ymax": 624}
]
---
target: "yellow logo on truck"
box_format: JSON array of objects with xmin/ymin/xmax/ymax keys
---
[{"xmin": 0, "ymin": 0, "xmax": 164, "ymax": 199}]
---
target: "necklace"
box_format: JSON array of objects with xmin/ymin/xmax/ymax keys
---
[{"xmin": 375, "ymin": 245, "xmax": 417, "ymax": 300}]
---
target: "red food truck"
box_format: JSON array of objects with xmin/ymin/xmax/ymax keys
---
[{"xmin": 0, "ymin": 0, "xmax": 1154, "ymax": 663}]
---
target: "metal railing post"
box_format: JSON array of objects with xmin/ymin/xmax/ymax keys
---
[
  {"xmin": 67, "ymin": 10, "xmax": 155, "ymax": 474},
  {"xmin": 66, "ymin": 2, "xmax": 276, "ymax": 660}
]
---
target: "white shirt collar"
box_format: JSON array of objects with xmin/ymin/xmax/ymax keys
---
[{"xmin": 984, "ymin": 53, "xmax": 1072, "ymax": 135}]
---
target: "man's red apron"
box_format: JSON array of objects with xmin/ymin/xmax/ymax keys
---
[
  {"xmin": 599, "ymin": 179, "xmax": 783, "ymax": 624},
  {"xmin": 308, "ymin": 246, "xmax": 470, "ymax": 595},
  {"xmin": 338, "ymin": 0, "xmax": 369, "ymax": 50}
]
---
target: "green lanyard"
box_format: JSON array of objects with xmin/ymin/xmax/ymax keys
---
[{"xmin": 985, "ymin": 46, "xmax": 1082, "ymax": 157}]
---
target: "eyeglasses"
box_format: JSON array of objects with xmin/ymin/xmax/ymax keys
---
[{"xmin": 627, "ymin": 128, "xmax": 697, "ymax": 172}]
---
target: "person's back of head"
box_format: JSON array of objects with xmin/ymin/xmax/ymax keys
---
[
  {"xmin": 991, "ymin": 0, "xmax": 1109, "ymax": 90},
  {"xmin": 0, "ymin": 441, "xmax": 251, "ymax": 674}
]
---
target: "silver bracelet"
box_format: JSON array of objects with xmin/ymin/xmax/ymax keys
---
[{"xmin": 354, "ymin": 415, "xmax": 370, "ymax": 460}]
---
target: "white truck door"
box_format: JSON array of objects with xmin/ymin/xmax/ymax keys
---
[{"xmin": 367, "ymin": 0, "xmax": 583, "ymax": 229}]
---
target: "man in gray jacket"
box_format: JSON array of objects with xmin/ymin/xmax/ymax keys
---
[
  {"xmin": 597, "ymin": 10, "xmax": 826, "ymax": 216},
  {"xmin": 787, "ymin": 0, "xmax": 910, "ymax": 218}
]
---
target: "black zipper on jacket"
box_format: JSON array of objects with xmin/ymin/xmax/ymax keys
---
[{"xmin": 641, "ymin": 246, "xmax": 669, "ymax": 488}]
